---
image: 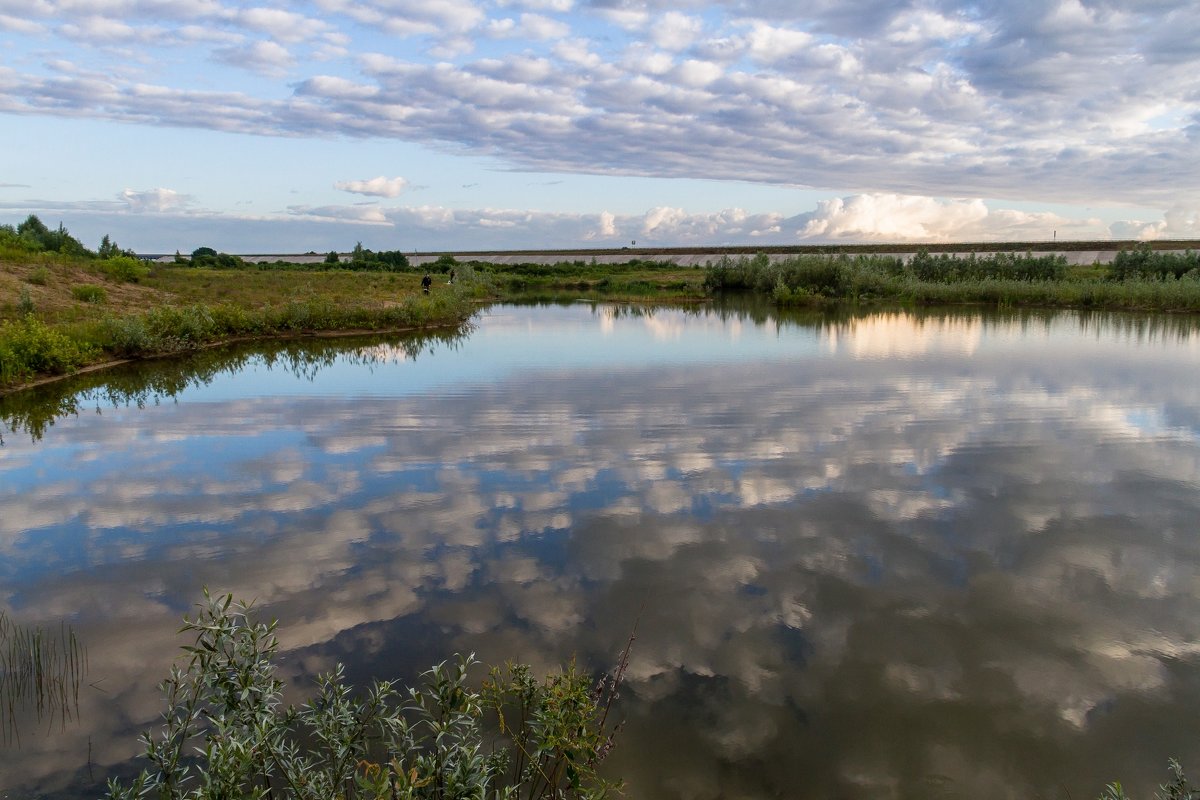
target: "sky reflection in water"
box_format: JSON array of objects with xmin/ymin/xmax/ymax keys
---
[{"xmin": 2, "ymin": 303, "xmax": 1200, "ymax": 799}]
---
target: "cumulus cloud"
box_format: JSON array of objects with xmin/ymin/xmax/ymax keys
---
[
  {"xmin": 1110, "ymin": 206, "xmax": 1200, "ymax": 241},
  {"xmin": 334, "ymin": 176, "xmax": 410, "ymax": 198},
  {"xmin": 798, "ymin": 194, "xmax": 990, "ymax": 241},
  {"xmin": 230, "ymin": 7, "xmax": 329, "ymax": 42},
  {"xmin": 212, "ymin": 40, "xmax": 295, "ymax": 74},
  {"xmin": 119, "ymin": 187, "xmax": 192, "ymax": 213}
]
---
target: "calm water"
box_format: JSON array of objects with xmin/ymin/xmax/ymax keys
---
[{"xmin": 3, "ymin": 302, "xmax": 1200, "ymax": 799}]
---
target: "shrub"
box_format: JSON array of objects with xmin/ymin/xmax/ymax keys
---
[
  {"xmin": 17, "ymin": 287, "xmax": 34, "ymax": 315},
  {"xmin": 1110, "ymin": 245, "xmax": 1200, "ymax": 281},
  {"xmin": 26, "ymin": 267, "xmax": 51, "ymax": 286},
  {"xmin": 97, "ymin": 255, "xmax": 150, "ymax": 283},
  {"xmin": 106, "ymin": 590, "xmax": 625, "ymax": 800},
  {"xmin": 72, "ymin": 284, "xmax": 108, "ymax": 303},
  {"xmin": 0, "ymin": 316, "xmax": 95, "ymax": 385}
]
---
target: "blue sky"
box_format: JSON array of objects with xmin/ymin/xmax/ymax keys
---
[{"xmin": 1, "ymin": 0, "xmax": 1198, "ymax": 253}]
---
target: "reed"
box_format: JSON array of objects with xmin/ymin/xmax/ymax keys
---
[{"xmin": 0, "ymin": 611, "xmax": 88, "ymax": 744}]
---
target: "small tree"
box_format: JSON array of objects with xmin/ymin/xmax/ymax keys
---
[{"xmin": 98, "ymin": 234, "xmax": 119, "ymax": 259}]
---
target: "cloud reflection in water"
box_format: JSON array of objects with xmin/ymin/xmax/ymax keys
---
[{"xmin": 1, "ymin": 304, "xmax": 1200, "ymax": 799}]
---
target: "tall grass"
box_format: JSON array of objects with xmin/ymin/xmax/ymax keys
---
[{"xmin": 0, "ymin": 611, "xmax": 87, "ymax": 744}]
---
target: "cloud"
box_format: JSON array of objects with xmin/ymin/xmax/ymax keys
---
[
  {"xmin": 229, "ymin": 7, "xmax": 329, "ymax": 43},
  {"xmin": 119, "ymin": 187, "xmax": 192, "ymax": 213},
  {"xmin": 4, "ymin": 1, "xmax": 1200, "ymax": 209},
  {"xmin": 1109, "ymin": 206, "xmax": 1200, "ymax": 241},
  {"xmin": 487, "ymin": 13, "xmax": 569, "ymax": 39},
  {"xmin": 650, "ymin": 11, "xmax": 703, "ymax": 50},
  {"xmin": 316, "ymin": 0, "xmax": 485, "ymax": 37},
  {"xmin": 798, "ymin": 194, "xmax": 990, "ymax": 241},
  {"xmin": 334, "ymin": 176, "xmax": 410, "ymax": 198},
  {"xmin": 0, "ymin": 13, "xmax": 44, "ymax": 33},
  {"xmin": 212, "ymin": 40, "xmax": 295, "ymax": 74},
  {"xmin": 0, "ymin": 190, "xmax": 1150, "ymax": 252}
]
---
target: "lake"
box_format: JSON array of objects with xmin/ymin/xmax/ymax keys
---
[{"xmin": 2, "ymin": 301, "xmax": 1200, "ymax": 799}]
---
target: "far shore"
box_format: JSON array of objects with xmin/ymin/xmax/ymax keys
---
[{"xmin": 147, "ymin": 240, "xmax": 1200, "ymax": 267}]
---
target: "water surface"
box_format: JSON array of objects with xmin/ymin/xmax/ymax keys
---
[{"xmin": 2, "ymin": 302, "xmax": 1200, "ymax": 799}]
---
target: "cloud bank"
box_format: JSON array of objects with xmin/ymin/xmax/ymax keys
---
[
  {"xmin": 4, "ymin": 190, "xmax": 1189, "ymax": 252},
  {"xmin": 1, "ymin": 0, "xmax": 1197, "ymax": 213}
]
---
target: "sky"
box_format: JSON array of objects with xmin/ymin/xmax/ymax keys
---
[{"xmin": 1, "ymin": 0, "xmax": 1199, "ymax": 254}]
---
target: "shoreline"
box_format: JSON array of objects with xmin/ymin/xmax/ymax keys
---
[{"xmin": 0, "ymin": 320, "xmax": 473, "ymax": 399}]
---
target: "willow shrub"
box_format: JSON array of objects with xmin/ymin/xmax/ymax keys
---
[{"xmin": 108, "ymin": 590, "xmax": 625, "ymax": 800}]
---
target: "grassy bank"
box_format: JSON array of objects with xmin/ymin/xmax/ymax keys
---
[{"xmin": 0, "ymin": 255, "xmax": 481, "ymax": 393}]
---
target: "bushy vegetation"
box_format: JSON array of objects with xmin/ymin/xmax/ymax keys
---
[
  {"xmin": 97, "ymin": 254, "xmax": 151, "ymax": 283},
  {"xmin": 183, "ymin": 247, "xmax": 247, "ymax": 269},
  {"xmin": 350, "ymin": 241, "xmax": 411, "ymax": 272},
  {"xmin": 702, "ymin": 251, "xmax": 1200, "ymax": 311},
  {"xmin": 1109, "ymin": 245, "xmax": 1200, "ymax": 281},
  {"xmin": 107, "ymin": 590, "xmax": 625, "ymax": 800},
  {"xmin": 71, "ymin": 284, "xmax": 107, "ymax": 303},
  {"xmin": 0, "ymin": 215, "xmax": 91, "ymax": 258},
  {"xmin": 0, "ymin": 316, "xmax": 96, "ymax": 386}
]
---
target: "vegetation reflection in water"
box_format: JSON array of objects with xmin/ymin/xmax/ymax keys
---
[
  {"xmin": 2, "ymin": 301, "xmax": 1200, "ymax": 799},
  {"xmin": 0, "ymin": 322, "xmax": 475, "ymax": 445}
]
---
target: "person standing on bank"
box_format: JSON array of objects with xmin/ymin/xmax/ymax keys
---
[{"xmin": 421, "ymin": 273, "xmax": 432, "ymax": 294}]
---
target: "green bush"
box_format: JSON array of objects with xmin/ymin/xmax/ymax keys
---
[
  {"xmin": 1110, "ymin": 245, "xmax": 1200, "ymax": 281},
  {"xmin": 72, "ymin": 284, "xmax": 108, "ymax": 303},
  {"xmin": 107, "ymin": 590, "xmax": 625, "ymax": 800},
  {"xmin": 97, "ymin": 255, "xmax": 150, "ymax": 283},
  {"xmin": 0, "ymin": 316, "xmax": 95, "ymax": 386},
  {"xmin": 26, "ymin": 267, "xmax": 51, "ymax": 286}
]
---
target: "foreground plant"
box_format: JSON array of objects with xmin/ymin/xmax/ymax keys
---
[
  {"xmin": 1100, "ymin": 759, "xmax": 1197, "ymax": 800},
  {"xmin": 107, "ymin": 590, "xmax": 625, "ymax": 800}
]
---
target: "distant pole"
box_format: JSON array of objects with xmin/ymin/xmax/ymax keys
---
[{"xmin": 1053, "ymin": 230, "xmax": 1056, "ymax": 242}]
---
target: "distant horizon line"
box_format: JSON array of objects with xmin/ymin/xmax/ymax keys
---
[{"xmin": 140, "ymin": 238, "xmax": 1200, "ymax": 259}]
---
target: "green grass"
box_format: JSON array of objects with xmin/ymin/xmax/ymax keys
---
[
  {"xmin": 71, "ymin": 284, "xmax": 107, "ymax": 303},
  {"xmin": 0, "ymin": 246, "xmax": 485, "ymax": 393}
]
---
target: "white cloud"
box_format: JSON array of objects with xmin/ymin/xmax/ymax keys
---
[
  {"xmin": 651, "ymin": 11, "xmax": 703, "ymax": 51},
  {"xmin": 334, "ymin": 176, "xmax": 410, "ymax": 198},
  {"xmin": 231, "ymin": 7, "xmax": 328, "ymax": 42},
  {"xmin": 212, "ymin": 40, "xmax": 294, "ymax": 74},
  {"xmin": 742, "ymin": 21, "xmax": 814, "ymax": 63},
  {"xmin": 0, "ymin": 13, "xmax": 44, "ymax": 32},
  {"xmin": 119, "ymin": 187, "xmax": 191, "ymax": 213},
  {"xmin": 496, "ymin": 0, "xmax": 572, "ymax": 9},
  {"xmin": 1110, "ymin": 206, "xmax": 1200, "ymax": 241},
  {"xmin": 800, "ymin": 195, "xmax": 990, "ymax": 241}
]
